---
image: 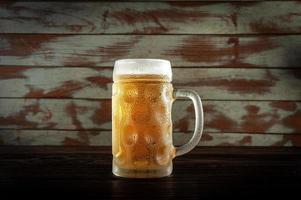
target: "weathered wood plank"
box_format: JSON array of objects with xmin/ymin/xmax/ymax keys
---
[
  {"xmin": 1, "ymin": 2, "xmax": 301, "ymax": 34},
  {"xmin": 0, "ymin": 130, "xmax": 300, "ymax": 146},
  {"xmin": 1, "ymin": 67, "xmax": 300, "ymax": 100},
  {"xmin": 0, "ymin": 99, "xmax": 300, "ymax": 134},
  {"xmin": 1, "ymin": 35, "xmax": 301, "ymax": 67}
]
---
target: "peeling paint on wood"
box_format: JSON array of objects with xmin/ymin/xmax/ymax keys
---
[
  {"xmin": 0, "ymin": 67, "xmax": 300, "ymax": 100},
  {"xmin": 0, "ymin": 130, "xmax": 300, "ymax": 146},
  {"xmin": 174, "ymin": 101, "xmax": 301, "ymax": 134},
  {"xmin": 1, "ymin": 35, "xmax": 301, "ymax": 67},
  {"xmin": 0, "ymin": 2, "xmax": 301, "ymax": 34},
  {"xmin": 0, "ymin": 99, "xmax": 300, "ymax": 134},
  {"xmin": 0, "ymin": 1, "xmax": 300, "ymax": 147}
]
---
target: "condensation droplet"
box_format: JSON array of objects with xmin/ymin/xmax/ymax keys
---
[
  {"xmin": 156, "ymin": 146, "xmax": 170, "ymax": 166},
  {"xmin": 145, "ymin": 135, "xmax": 156, "ymax": 146},
  {"xmin": 123, "ymin": 85, "xmax": 139, "ymax": 103},
  {"xmin": 124, "ymin": 133, "xmax": 137, "ymax": 146}
]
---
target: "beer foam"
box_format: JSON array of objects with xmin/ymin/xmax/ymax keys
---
[{"xmin": 114, "ymin": 59, "xmax": 172, "ymax": 82}]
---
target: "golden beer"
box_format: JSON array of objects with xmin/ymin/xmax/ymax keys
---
[
  {"xmin": 112, "ymin": 59, "xmax": 204, "ymax": 178},
  {"xmin": 112, "ymin": 75, "xmax": 175, "ymax": 176}
]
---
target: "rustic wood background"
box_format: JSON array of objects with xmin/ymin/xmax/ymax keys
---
[{"xmin": 0, "ymin": 1, "xmax": 300, "ymax": 146}]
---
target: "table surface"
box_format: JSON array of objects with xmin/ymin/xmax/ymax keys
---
[{"xmin": 0, "ymin": 146, "xmax": 300, "ymax": 199}]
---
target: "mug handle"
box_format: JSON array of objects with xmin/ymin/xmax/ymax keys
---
[{"xmin": 173, "ymin": 89, "xmax": 204, "ymax": 156}]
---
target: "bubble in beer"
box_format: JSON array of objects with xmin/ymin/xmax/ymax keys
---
[{"xmin": 131, "ymin": 103, "xmax": 151, "ymax": 123}]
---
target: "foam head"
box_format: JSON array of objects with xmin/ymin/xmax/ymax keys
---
[{"xmin": 113, "ymin": 59, "xmax": 172, "ymax": 82}]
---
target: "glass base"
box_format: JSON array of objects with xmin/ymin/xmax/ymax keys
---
[{"xmin": 112, "ymin": 162, "xmax": 172, "ymax": 178}]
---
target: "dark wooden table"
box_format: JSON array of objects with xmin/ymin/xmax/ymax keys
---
[{"xmin": 0, "ymin": 146, "xmax": 300, "ymax": 199}]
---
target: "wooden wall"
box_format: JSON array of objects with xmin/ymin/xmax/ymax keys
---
[{"xmin": 0, "ymin": 1, "xmax": 301, "ymax": 146}]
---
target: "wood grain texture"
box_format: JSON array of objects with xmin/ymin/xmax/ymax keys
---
[
  {"xmin": 0, "ymin": 130, "xmax": 300, "ymax": 146},
  {"xmin": 0, "ymin": 99, "xmax": 300, "ymax": 134},
  {"xmin": 1, "ymin": 67, "xmax": 300, "ymax": 100},
  {"xmin": 0, "ymin": 147, "xmax": 300, "ymax": 199},
  {"xmin": 1, "ymin": 35, "xmax": 301, "ymax": 67},
  {"xmin": 1, "ymin": 1, "xmax": 300, "ymax": 148},
  {"xmin": 1, "ymin": 2, "xmax": 301, "ymax": 34}
]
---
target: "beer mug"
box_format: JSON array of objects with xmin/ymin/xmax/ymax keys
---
[{"xmin": 112, "ymin": 59, "xmax": 204, "ymax": 178}]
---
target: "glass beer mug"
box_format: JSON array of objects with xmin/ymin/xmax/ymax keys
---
[{"xmin": 112, "ymin": 59, "xmax": 204, "ymax": 178}]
